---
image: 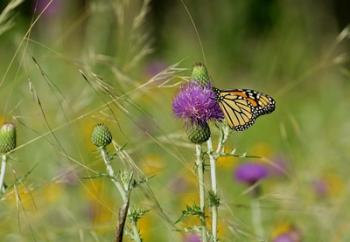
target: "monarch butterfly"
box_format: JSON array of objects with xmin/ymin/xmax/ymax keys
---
[{"xmin": 213, "ymin": 87, "xmax": 276, "ymax": 131}]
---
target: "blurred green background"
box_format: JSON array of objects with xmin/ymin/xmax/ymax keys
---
[{"xmin": 0, "ymin": 0, "xmax": 350, "ymax": 241}]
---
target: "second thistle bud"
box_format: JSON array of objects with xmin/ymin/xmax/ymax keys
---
[
  {"xmin": 91, "ymin": 124, "xmax": 112, "ymax": 148},
  {"xmin": 191, "ymin": 63, "xmax": 210, "ymax": 87},
  {"xmin": 0, "ymin": 123, "xmax": 16, "ymax": 154},
  {"xmin": 186, "ymin": 122, "xmax": 211, "ymax": 144}
]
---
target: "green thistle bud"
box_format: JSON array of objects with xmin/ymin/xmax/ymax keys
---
[
  {"xmin": 91, "ymin": 124, "xmax": 112, "ymax": 148},
  {"xmin": 191, "ymin": 62, "xmax": 210, "ymax": 86},
  {"xmin": 186, "ymin": 122, "xmax": 211, "ymax": 144},
  {"xmin": 0, "ymin": 123, "xmax": 16, "ymax": 154}
]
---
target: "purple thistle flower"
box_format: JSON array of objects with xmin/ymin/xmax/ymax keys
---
[
  {"xmin": 184, "ymin": 233, "xmax": 201, "ymax": 242},
  {"xmin": 273, "ymin": 231, "xmax": 301, "ymax": 242},
  {"xmin": 234, "ymin": 162, "xmax": 268, "ymax": 185},
  {"xmin": 172, "ymin": 82, "xmax": 223, "ymax": 124}
]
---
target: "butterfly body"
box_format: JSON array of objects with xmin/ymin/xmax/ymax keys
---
[{"xmin": 213, "ymin": 87, "xmax": 276, "ymax": 131}]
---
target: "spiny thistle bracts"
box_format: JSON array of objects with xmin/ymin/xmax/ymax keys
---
[
  {"xmin": 0, "ymin": 123, "xmax": 16, "ymax": 154},
  {"xmin": 91, "ymin": 124, "xmax": 112, "ymax": 148}
]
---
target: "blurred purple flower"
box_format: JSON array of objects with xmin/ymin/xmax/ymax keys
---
[
  {"xmin": 145, "ymin": 60, "xmax": 167, "ymax": 77},
  {"xmin": 184, "ymin": 233, "xmax": 201, "ymax": 242},
  {"xmin": 234, "ymin": 162, "xmax": 268, "ymax": 185},
  {"xmin": 56, "ymin": 167, "xmax": 79, "ymax": 186},
  {"xmin": 267, "ymin": 156, "xmax": 289, "ymax": 177},
  {"xmin": 33, "ymin": 0, "xmax": 61, "ymax": 16},
  {"xmin": 172, "ymin": 82, "xmax": 223, "ymax": 124},
  {"xmin": 168, "ymin": 176, "xmax": 188, "ymax": 193},
  {"xmin": 273, "ymin": 231, "xmax": 301, "ymax": 242},
  {"xmin": 312, "ymin": 179, "xmax": 329, "ymax": 198}
]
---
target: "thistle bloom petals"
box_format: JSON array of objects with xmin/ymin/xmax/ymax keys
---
[
  {"xmin": 234, "ymin": 162, "xmax": 268, "ymax": 185},
  {"xmin": 172, "ymin": 82, "xmax": 223, "ymax": 124}
]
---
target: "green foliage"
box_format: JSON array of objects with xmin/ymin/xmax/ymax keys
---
[
  {"xmin": 208, "ymin": 190, "xmax": 220, "ymax": 208},
  {"xmin": 128, "ymin": 207, "xmax": 149, "ymax": 223},
  {"xmin": 0, "ymin": 0, "xmax": 23, "ymax": 36},
  {"xmin": 175, "ymin": 204, "xmax": 204, "ymax": 224}
]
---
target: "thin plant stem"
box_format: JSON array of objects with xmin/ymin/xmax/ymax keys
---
[
  {"xmin": 116, "ymin": 200, "xmax": 129, "ymax": 242},
  {"xmin": 131, "ymin": 221, "xmax": 141, "ymax": 242},
  {"xmin": 215, "ymin": 125, "xmax": 230, "ymax": 155},
  {"xmin": 100, "ymin": 147, "xmax": 127, "ymax": 201},
  {"xmin": 207, "ymin": 138, "xmax": 218, "ymax": 242},
  {"xmin": 195, "ymin": 144, "xmax": 207, "ymax": 242},
  {"xmin": 0, "ymin": 154, "xmax": 7, "ymax": 193},
  {"xmin": 203, "ymin": 124, "xmax": 230, "ymax": 241},
  {"xmin": 99, "ymin": 147, "xmax": 141, "ymax": 242},
  {"xmin": 251, "ymin": 198, "xmax": 265, "ymax": 241}
]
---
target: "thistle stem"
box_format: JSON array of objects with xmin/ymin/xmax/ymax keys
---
[
  {"xmin": 0, "ymin": 154, "xmax": 6, "ymax": 193},
  {"xmin": 207, "ymin": 138, "xmax": 218, "ymax": 242},
  {"xmin": 195, "ymin": 144, "xmax": 207, "ymax": 242},
  {"xmin": 215, "ymin": 125, "xmax": 230, "ymax": 155},
  {"xmin": 131, "ymin": 221, "xmax": 141, "ymax": 242},
  {"xmin": 99, "ymin": 147, "xmax": 141, "ymax": 242},
  {"xmin": 251, "ymin": 198, "xmax": 264, "ymax": 241},
  {"xmin": 101, "ymin": 147, "xmax": 127, "ymax": 201}
]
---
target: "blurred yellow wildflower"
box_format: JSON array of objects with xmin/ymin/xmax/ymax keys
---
[
  {"xmin": 140, "ymin": 154, "xmax": 164, "ymax": 176},
  {"xmin": 0, "ymin": 116, "xmax": 5, "ymax": 125},
  {"xmin": 5, "ymin": 184, "xmax": 36, "ymax": 211},
  {"xmin": 180, "ymin": 191, "xmax": 197, "ymax": 208},
  {"xmin": 216, "ymin": 146, "xmax": 237, "ymax": 170},
  {"xmin": 206, "ymin": 218, "xmax": 227, "ymax": 239},
  {"xmin": 311, "ymin": 170, "xmax": 345, "ymax": 199},
  {"xmin": 271, "ymin": 222, "xmax": 301, "ymax": 242},
  {"xmin": 250, "ymin": 143, "xmax": 273, "ymax": 158},
  {"xmin": 325, "ymin": 173, "xmax": 343, "ymax": 197},
  {"xmin": 42, "ymin": 182, "xmax": 64, "ymax": 204},
  {"xmin": 139, "ymin": 215, "xmax": 152, "ymax": 241},
  {"xmin": 82, "ymin": 179, "xmax": 116, "ymax": 232},
  {"xmin": 217, "ymin": 155, "xmax": 236, "ymax": 170},
  {"xmin": 181, "ymin": 213, "xmax": 200, "ymax": 229},
  {"xmin": 81, "ymin": 118, "xmax": 100, "ymax": 151},
  {"xmin": 271, "ymin": 221, "xmax": 294, "ymax": 238}
]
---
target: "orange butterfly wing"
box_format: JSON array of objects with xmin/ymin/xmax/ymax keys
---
[{"xmin": 214, "ymin": 88, "xmax": 276, "ymax": 131}]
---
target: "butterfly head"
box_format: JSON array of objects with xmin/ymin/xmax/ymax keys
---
[{"xmin": 212, "ymin": 87, "xmax": 222, "ymax": 100}]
